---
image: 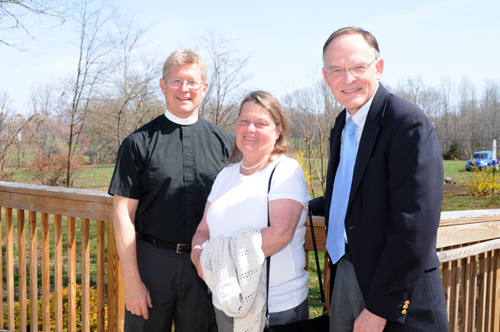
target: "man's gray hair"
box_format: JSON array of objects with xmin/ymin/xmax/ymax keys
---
[
  {"xmin": 162, "ymin": 49, "xmax": 207, "ymax": 81},
  {"xmin": 323, "ymin": 27, "xmax": 380, "ymax": 65}
]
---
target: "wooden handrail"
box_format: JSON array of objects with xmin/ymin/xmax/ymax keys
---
[
  {"xmin": 0, "ymin": 181, "xmax": 114, "ymax": 222},
  {"xmin": 437, "ymin": 238, "xmax": 500, "ymax": 263}
]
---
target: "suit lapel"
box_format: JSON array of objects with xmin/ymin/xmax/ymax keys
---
[
  {"xmin": 327, "ymin": 112, "xmax": 345, "ymax": 187},
  {"xmin": 347, "ymin": 84, "xmax": 390, "ymax": 209},
  {"xmin": 324, "ymin": 111, "xmax": 345, "ymax": 227}
]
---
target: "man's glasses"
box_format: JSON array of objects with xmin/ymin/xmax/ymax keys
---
[
  {"xmin": 165, "ymin": 79, "xmax": 204, "ymax": 90},
  {"xmin": 325, "ymin": 58, "xmax": 378, "ymax": 79}
]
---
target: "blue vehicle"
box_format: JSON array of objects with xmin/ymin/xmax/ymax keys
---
[{"xmin": 465, "ymin": 151, "xmax": 498, "ymax": 171}]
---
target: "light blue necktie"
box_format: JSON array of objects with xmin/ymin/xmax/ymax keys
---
[{"xmin": 326, "ymin": 116, "xmax": 357, "ymax": 264}]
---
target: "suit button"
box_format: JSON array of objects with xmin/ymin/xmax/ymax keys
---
[
  {"xmin": 403, "ymin": 304, "xmax": 409, "ymax": 309},
  {"xmin": 401, "ymin": 309, "xmax": 407, "ymax": 315},
  {"xmin": 405, "ymin": 300, "xmax": 410, "ymax": 305}
]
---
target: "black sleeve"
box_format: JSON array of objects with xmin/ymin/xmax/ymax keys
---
[
  {"xmin": 108, "ymin": 135, "xmax": 145, "ymax": 199},
  {"xmin": 308, "ymin": 196, "xmax": 325, "ymax": 216}
]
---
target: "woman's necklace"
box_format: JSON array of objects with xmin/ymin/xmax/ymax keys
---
[{"xmin": 241, "ymin": 153, "xmax": 271, "ymax": 170}]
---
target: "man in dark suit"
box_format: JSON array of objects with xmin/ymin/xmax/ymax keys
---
[{"xmin": 311, "ymin": 27, "xmax": 449, "ymax": 332}]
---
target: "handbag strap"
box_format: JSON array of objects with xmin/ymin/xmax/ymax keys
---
[
  {"xmin": 264, "ymin": 161, "xmax": 327, "ymax": 325},
  {"xmin": 265, "ymin": 162, "xmax": 279, "ymax": 326}
]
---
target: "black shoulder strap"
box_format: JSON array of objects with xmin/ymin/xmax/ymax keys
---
[{"xmin": 265, "ymin": 161, "xmax": 280, "ymax": 326}]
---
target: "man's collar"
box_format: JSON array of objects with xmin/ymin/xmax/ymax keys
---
[{"xmin": 164, "ymin": 110, "xmax": 198, "ymax": 125}]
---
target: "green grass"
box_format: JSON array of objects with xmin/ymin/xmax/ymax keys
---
[
  {"xmin": 5, "ymin": 164, "xmax": 115, "ymax": 191},
  {"xmin": 307, "ymin": 251, "xmax": 327, "ymax": 318},
  {"xmin": 443, "ymin": 160, "xmax": 469, "ymax": 181},
  {"xmin": 442, "ymin": 194, "xmax": 500, "ymax": 211},
  {"xmin": 72, "ymin": 164, "xmax": 115, "ymax": 190}
]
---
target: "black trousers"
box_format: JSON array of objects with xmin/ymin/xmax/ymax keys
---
[{"xmin": 124, "ymin": 237, "xmax": 217, "ymax": 332}]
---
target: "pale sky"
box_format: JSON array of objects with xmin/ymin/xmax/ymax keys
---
[{"xmin": 1, "ymin": 0, "xmax": 499, "ymax": 113}]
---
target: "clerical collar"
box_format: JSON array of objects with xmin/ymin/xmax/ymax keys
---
[{"xmin": 164, "ymin": 110, "xmax": 198, "ymax": 125}]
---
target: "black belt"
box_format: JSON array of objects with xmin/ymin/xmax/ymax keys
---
[{"xmin": 139, "ymin": 234, "xmax": 192, "ymax": 254}]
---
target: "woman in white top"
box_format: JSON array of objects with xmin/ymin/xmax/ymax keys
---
[{"xmin": 191, "ymin": 91, "xmax": 310, "ymax": 331}]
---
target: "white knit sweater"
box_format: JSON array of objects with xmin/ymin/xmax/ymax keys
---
[{"xmin": 201, "ymin": 227, "xmax": 267, "ymax": 332}]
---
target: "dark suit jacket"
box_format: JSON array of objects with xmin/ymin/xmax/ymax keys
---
[{"xmin": 316, "ymin": 84, "xmax": 448, "ymax": 331}]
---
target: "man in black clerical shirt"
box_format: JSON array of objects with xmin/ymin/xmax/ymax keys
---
[{"xmin": 108, "ymin": 49, "xmax": 233, "ymax": 332}]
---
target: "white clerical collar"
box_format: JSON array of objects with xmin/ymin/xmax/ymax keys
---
[{"xmin": 164, "ymin": 110, "xmax": 198, "ymax": 125}]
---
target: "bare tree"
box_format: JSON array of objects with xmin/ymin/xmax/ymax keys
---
[
  {"xmin": 61, "ymin": 0, "xmax": 117, "ymax": 187},
  {"xmin": 457, "ymin": 76, "xmax": 477, "ymax": 154},
  {"xmin": 0, "ymin": 89, "xmax": 34, "ymax": 179},
  {"xmin": 27, "ymin": 84, "xmax": 61, "ymax": 156},
  {"xmin": 106, "ymin": 15, "xmax": 162, "ymax": 151},
  {"xmin": 199, "ymin": 30, "xmax": 254, "ymax": 130},
  {"xmin": 436, "ymin": 77, "xmax": 454, "ymax": 151},
  {"xmin": 284, "ymin": 79, "xmax": 339, "ymax": 196},
  {"xmin": 481, "ymin": 80, "xmax": 500, "ymax": 149},
  {"xmin": 86, "ymin": 54, "xmax": 164, "ymax": 164},
  {"xmin": 0, "ymin": 0, "xmax": 65, "ymax": 49},
  {"xmin": 395, "ymin": 76, "xmax": 425, "ymax": 107}
]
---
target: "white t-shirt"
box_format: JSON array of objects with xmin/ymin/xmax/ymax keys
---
[{"xmin": 207, "ymin": 155, "xmax": 310, "ymax": 313}]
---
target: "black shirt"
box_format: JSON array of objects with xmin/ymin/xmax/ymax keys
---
[{"xmin": 108, "ymin": 114, "xmax": 233, "ymax": 243}]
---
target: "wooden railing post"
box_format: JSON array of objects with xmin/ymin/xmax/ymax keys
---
[
  {"xmin": 17, "ymin": 209, "xmax": 27, "ymax": 332},
  {"xmin": 476, "ymin": 253, "xmax": 488, "ymax": 332},
  {"xmin": 54, "ymin": 214, "xmax": 63, "ymax": 332},
  {"xmin": 459, "ymin": 256, "xmax": 471, "ymax": 331},
  {"xmin": 493, "ymin": 249, "xmax": 500, "ymax": 331},
  {"xmin": 68, "ymin": 217, "xmax": 77, "ymax": 332},
  {"xmin": 97, "ymin": 220, "xmax": 106, "ymax": 332},
  {"xmin": 441, "ymin": 258, "xmax": 452, "ymax": 323},
  {"xmin": 6, "ymin": 208, "xmax": 15, "ymax": 331},
  {"xmin": 107, "ymin": 222, "xmax": 125, "ymax": 332},
  {"xmin": 0, "ymin": 206, "xmax": 3, "ymax": 329},
  {"xmin": 29, "ymin": 211, "xmax": 38, "ymax": 332},
  {"xmin": 41, "ymin": 213, "xmax": 50, "ymax": 332},
  {"xmin": 82, "ymin": 218, "xmax": 90, "ymax": 332},
  {"xmin": 486, "ymin": 251, "xmax": 495, "ymax": 332}
]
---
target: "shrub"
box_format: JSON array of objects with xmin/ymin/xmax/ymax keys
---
[
  {"xmin": 23, "ymin": 142, "xmax": 88, "ymax": 187},
  {"xmin": 3, "ymin": 284, "xmax": 107, "ymax": 332},
  {"xmin": 464, "ymin": 167, "xmax": 500, "ymax": 196},
  {"xmin": 294, "ymin": 150, "xmax": 312, "ymax": 188},
  {"xmin": 443, "ymin": 140, "xmax": 462, "ymax": 160}
]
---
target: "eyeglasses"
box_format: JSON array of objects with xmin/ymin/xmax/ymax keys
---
[
  {"xmin": 325, "ymin": 58, "xmax": 378, "ymax": 79},
  {"xmin": 165, "ymin": 79, "xmax": 204, "ymax": 90}
]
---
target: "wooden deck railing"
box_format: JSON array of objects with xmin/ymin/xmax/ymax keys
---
[
  {"xmin": 1, "ymin": 181, "xmax": 499, "ymax": 331},
  {"xmin": 0, "ymin": 182, "xmax": 121, "ymax": 332},
  {"xmin": 304, "ymin": 209, "xmax": 500, "ymax": 332}
]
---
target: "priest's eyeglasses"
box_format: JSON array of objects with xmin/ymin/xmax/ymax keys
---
[
  {"xmin": 325, "ymin": 58, "xmax": 378, "ymax": 79},
  {"xmin": 165, "ymin": 79, "xmax": 204, "ymax": 90}
]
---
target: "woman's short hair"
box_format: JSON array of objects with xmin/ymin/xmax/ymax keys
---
[
  {"xmin": 162, "ymin": 49, "xmax": 207, "ymax": 82},
  {"xmin": 227, "ymin": 90, "xmax": 290, "ymax": 165},
  {"xmin": 322, "ymin": 27, "xmax": 380, "ymax": 64}
]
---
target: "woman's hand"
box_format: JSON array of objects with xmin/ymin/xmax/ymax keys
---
[{"xmin": 191, "ymin": 244, "xmax": 205, "ymax": 280}]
